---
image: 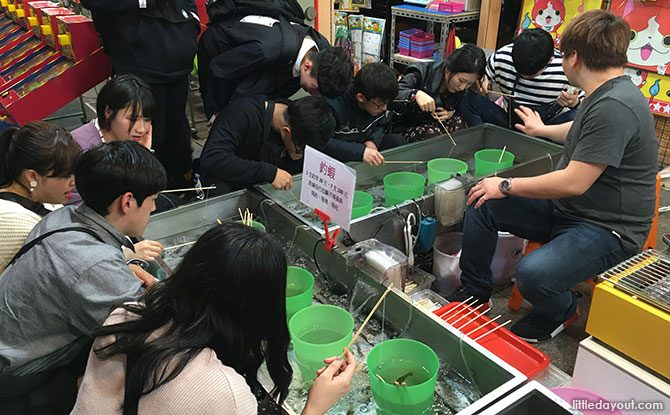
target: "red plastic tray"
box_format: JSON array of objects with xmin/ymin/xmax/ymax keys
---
[{"xmin": 433, "ymin": 302, "xmax": 550, "ymax": 378}]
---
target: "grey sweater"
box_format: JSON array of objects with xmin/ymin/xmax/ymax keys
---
[{"xmin": 0, "ymin": 205, "xmax": 142, "ymax": 377}]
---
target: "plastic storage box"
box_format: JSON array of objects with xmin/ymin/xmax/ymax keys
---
[
  {"xmin": 399, "ymin": 28, "xmax": 422, "ymax": 40},
  {"xmin": 405, "ymin": 266, "xmax": 436, "ymax": 295},
  {"xmin": 411, "ymin": 289, "xmax": 448, "ymax": 313},
  {"xmin": 439, "ymin": 2, "xmax": 465, "ymax": 12},
  {"xmin": 410, "ymin": 32, "xmax": 434, "ymax": 45},
  {"xmin": 411, "ymin": 46, "xmax": 434, "ymax": 59}
]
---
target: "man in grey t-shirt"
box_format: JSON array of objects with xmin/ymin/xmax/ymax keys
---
[{"xmin": 451, "ymin": 10, "xmax": 658, "ymax": 343}]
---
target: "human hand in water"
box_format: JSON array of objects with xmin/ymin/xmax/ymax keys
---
[
  {"xmin": 415, "ymin": 90, "xmax": 436, "ymax": 113},
  {"xmin": 432, "ymin": 107, "xmax": 455, "ymax": 121},
  {"xmin": 272, "ymin": 168, "xmax": 294, "ymax": 191},
  {"xmin": 302, "ymin": 348, "xmax": 357, "ymax": 415}
]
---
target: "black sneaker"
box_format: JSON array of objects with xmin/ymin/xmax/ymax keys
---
[
  {"xmin": 448, "ymin": 284, "xmax": 491, "ymax": 307},
  {"xmin": 510, "ymin": 309, "xmax": 579, "ymax": 343}
]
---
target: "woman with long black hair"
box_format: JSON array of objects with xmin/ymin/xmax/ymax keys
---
[
  {"xmin": 0, "ymin": 121, "xmax": 81, "ymax": 272},
  {"xmin": 393, "ymin": 44, "xmax": 487, "ymax": 142},
  {"xmin": 71, "ymin": 222, "xmax": 355, "ymax": 414}
]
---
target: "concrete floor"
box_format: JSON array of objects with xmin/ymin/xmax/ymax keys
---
[{"xmin": 46, "ymin": 85, "xmax": 670, "ymax": 378}]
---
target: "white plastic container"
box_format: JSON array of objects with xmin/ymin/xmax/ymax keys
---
[
  {"xmin": 434, "ymin": 178, "xmax": 466, "ymax": 227},
  {"xmin": 491, "ymin": 232, "xmax": 525, "ymax": 285},
  {"xmin": 432, "ymin": 232, "xmax": 462, "ymax": 296},
  {"xmin": 432, "ymin": 231, "xmax": 525, "ymax": 296}
]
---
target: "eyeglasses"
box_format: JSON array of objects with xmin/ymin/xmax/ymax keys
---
[{"xmin": 370, "ymin": 100, "xmax": 389, "ymax": 111}]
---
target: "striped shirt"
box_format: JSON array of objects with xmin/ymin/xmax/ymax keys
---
[{"xmin": 486, "ymin": 44, "xmax": 579, "ymax": 108}]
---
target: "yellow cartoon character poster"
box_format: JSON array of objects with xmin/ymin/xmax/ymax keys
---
[
  {"xmin": 623, "ymin": 66, "xmax": 670, "ymax": 117},
  {"xmin": 517, "ymin": 0, "xmax": 602, "ymax": 47}
]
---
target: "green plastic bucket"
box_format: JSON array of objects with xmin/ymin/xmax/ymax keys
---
[
  {"xmin": 234, "ymin": 220, "xmax": 266, "ymax": 232},
  {"xmin": 383, "ymin": 172, "xmax": 426, "ymax": 207},
  {"xmin": 367, "ymin": 338, "xmax": 440, "ymax": 415},
  {"xmin": 351, "ymin": 191, "xmax": 373, "ymax": 219},
  {"xmin": 474, "ymin": 149, "xmax": 514, "ymax": 177},
  {"xmin": 289, "ymin": 304, "xmax": 354, "ymax": 383},
  {"xmin": 285, "ymin": 266, "xmax": 314, "ymax": 322},
  {"xmin": 427, "ymin": 158, "xmax": 468, "ymax": 184}
]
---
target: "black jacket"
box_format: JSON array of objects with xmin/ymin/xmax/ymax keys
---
[
  {"xmin": 82, "ymin": 0, "xmax": 200, "ymax": 84},
  {"xmin": 393, "ymin": 60, "xmax": 465, "ymax": 124},
  {"xmin": 198, "ymin": 16, "xmax": 329, "ymax": 117},
  {"xmin": 322, "ymin": 87, "xmax": 388, "ymax": 162},
  {"xmin": 198, "ymin": 96, "xmax": 298, "ymax": 190}
]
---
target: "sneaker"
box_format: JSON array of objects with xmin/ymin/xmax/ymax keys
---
[
  {"xmin": 448, "ymin": 284, "xmax": 491, "ymax": 307},
  {"xmin": 510, "ymin": 309, "xmax": 579, "ymax": 343}
]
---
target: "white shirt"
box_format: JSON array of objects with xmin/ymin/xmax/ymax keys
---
[
  {"xmin": 293, "ymin": 36, "xmax": 317, "ymax": 77},
  {"xmin": 486, "ymin": 44, "xmax": 581, "ymax": 108}
]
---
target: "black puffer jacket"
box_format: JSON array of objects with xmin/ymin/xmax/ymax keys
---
[
  {"xmin": 82, "ymin": 0, "xmax": 200, "ymax": 84},
  {"xmin": 198, "ymin": 16, "xmax": 330, "ymax": 116},
  {"xmin": 392, "ymin": 60, "xmax": 465, "ymax": 124}
]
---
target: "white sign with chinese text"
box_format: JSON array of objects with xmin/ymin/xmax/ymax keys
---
[{"xmin": 300, "ymin": 146, "xmax": 357, "ymax": 231}]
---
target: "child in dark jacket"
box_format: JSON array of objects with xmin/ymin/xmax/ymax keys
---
[
  {"xmin": 198, "ymin": 96, "xmax": 335, "ymax": 196},
  {"xmin": 323, "ymin": 63, "xmax": 405, "ymax": 166}
]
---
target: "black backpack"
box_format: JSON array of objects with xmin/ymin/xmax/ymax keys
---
[
  {"xmin": 205, "ymin": 0, "xmax": 306, "ymax": 24},
  {"xmin": 205, "ymin": 0, "xmax": 310, "ymax": 69}
]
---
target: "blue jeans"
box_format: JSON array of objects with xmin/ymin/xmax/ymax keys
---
[
  {"xmin": 457, "ymin": 91, "xmax": 578, "ymax": 129},
  {"xmin": 459, "ymin": 196, "xmax": 631, "ymax": 322}
]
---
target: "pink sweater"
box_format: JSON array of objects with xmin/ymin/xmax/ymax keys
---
[{"xmin": 71, "ymin": 308, "xmax": 258, "ymax": 414}]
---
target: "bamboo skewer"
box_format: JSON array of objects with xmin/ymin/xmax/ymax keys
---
[
  {"xmin": 340, "ymin": 283, "xmax": 394, "ymax": 358},
  {"xmin": 238, "ymin": 208, "xmax": 255, "ymax": 226},
  {"xmin": 288, "ymin": 189, "xmax": 301, "ymax": 203},
  {"xmin": 444, "ymin": 129, "xmax": 457, "ymax": 147},
  {"xmin": 166, "ymin": 217, "xmax": 225, "ymax": 250},
  {"xmin": 472, "ymin": 320, "xmax": 512, "ymax": 342},
  {"xmin": 160, "ymin": 185, "xmax": 216, "ymax": 193},
  {"xmin": 487, "ymin": 90, "xmax": 516, "ymax": 98},
  {"xmin": 438, "ymin": 297, "xmax": 474, "ymax": 319},
  {"xmin": 498, "ymin": 145, "xmax": 507, "ymax": 163},
  {"xmin": 383, "ymin": 160, "xmax": 426, "ymax": 164},
  {"xmin": 438, "ymin": 302, "xmax": 472, "ymax": 321},
  {"xmin": 452, "ymin": 307, "xmax": 491, "ymax": 329},
  {"xmin": 164, "ymin": 241, "xmax": 196, "ymax": 250},
  {"xmin": 432, "ymin": 113, "xmax": 458, "ymax": 147},
  {"xmin": 445, "ymin": 303, "xmax": 485, "ymax": 324},
  {"xmin": 464, "ymin": 315, "xmax": 502, "ymax": 337}
]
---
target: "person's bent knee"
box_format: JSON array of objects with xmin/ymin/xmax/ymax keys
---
[{"xmin": 514, "ymin": 254, "xmax": 547, "ymax": 299}]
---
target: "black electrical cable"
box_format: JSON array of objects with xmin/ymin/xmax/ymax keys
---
[{"xmin": 370, "ymin": 207, "xmax": 406, "ymax": 240}]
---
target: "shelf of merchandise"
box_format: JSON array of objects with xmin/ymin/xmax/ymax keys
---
[{"xmin": 390, "ymin": 5, "xmax": 479, "ymax": 68}]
